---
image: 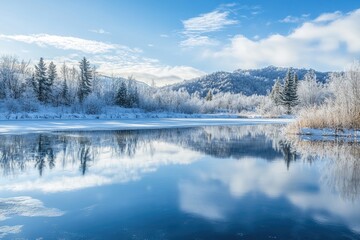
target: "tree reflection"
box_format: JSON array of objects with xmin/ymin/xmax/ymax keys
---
[
  {"xmin": 278, "ymin": 140, "xmax": 298, "ymax": 170},
  {"xmin": 33, "ymin": 135, "xmax": 55, "ymax": 176},
  {"xmin": 288, "ymin": 139, "xmax": 360, "ymax": 201},
  {"xmin": 0, "ymin": 125, "xmax": 359, "ymax": 201},
  {"xmin": 78, "ymin": 137, "xmax": 92, "ymax": 175}
]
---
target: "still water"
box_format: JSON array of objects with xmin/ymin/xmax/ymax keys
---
[{"xmin": 0, "ymin": 125, "xmax": 359, "ymax": 239}]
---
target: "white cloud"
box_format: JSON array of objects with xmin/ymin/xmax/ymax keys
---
[
  {"xmin": 314, "ymin": 11, "xmax": 342, "ymax": 22},
  {"xmin": 180, "ymin": 36, "xmax": 218, "ymax": 48},
  {"xmin": 97, "ymin": 63, "xmax": 205, "ymax": 86},
  {"xmin": 280, "ymin": 14, "xmax": 310, "ymax": 23},
  {"xmin": 180, "ymin": 8, "xmax": 238, "ymax": 48},
  {"xmin": 0, "ymin": 225, "xmax": 22, "ymax": 239},
  {"xmin": 50, "ymin": 52, "xmax": 205, "ymax": 86},
  {"xmin": 0, "ymin": 33, "xmax": 205, "ymax": 85},
  {"xmin": 89, "ymin": 28, "xmax": 110, "ymax": 34},
  {"xmin": 182, "ymin": 10, "xmax": 238, "ymax": 34},
  {"xmin": 280, "ymin": 15, "xmax": 303, "ymax": 23},
  {"xmin": 0, "ymin": 33, "xmax": 119, "ymax": 54},
  {"xmin": 202, "ymin": 9, "xmax": 360, "ymax": 71}
]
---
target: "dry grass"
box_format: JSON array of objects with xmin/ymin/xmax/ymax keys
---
[{"xmin": 286, "ymin": 104, "xmax": 360, "ymax": 135}]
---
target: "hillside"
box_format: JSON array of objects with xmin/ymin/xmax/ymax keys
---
[{"xmin": 166, "ymin": 66, "xmax": 330, "ymax": 97}]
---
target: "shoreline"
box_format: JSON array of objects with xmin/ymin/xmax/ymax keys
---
[
  {"xmin": 0, "ymin": 118, "xmax": 293, "ymax": 135},
  {"xmin": 295, "ymin": 127, "xmax": 360, "ymax": 142}
]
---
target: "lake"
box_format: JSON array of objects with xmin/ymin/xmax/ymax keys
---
[{"xmin": 0, "ymin": 124, "xmax": 359, "ymax": 239}]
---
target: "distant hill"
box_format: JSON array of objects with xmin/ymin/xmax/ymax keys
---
[{"xmin": 165, "ymin": 66, "xmax": 330, "ymax": 97}]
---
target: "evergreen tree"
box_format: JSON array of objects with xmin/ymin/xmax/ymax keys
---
[
  {"xmin": 78, "ymin": 57, "xmax": 92, "ymax": 103},
  {"xmin": 47, "ymin": 61, "xmax": 57, "ymax": 85},
  {"xmin": 128, "ymin": 86, "xmax": 139, "ymax": 107},
  {"xmin": 291, "ymin": 73, "xmax": 299, "ymax": 104},
  {"xmin": 115, "ymin": 82, "xmax": 128, "ymax": 107},
  {"xmin": 61, "ymin": 79, "xmax": 70, "ymax": 105},
  {"xmin": 47, "ymin": 61, "xmax": 57, "ymax": 102},
  {"xmin": 33, "ymin": 57, "xmax": 51, "ymax": 103},
  {"xmin": 133, "ymin": 86, "xmax": 139, "ymax": 106},
  {"xmin": 280, "ymin": 70, "xmax": 299, "ymax": 114},
  {"xmin": 126, "ymin": 77, "xmax": 139, "ymax": 107},
  {"xmin": 205, "ymin": 89, "xmax": 213, "ymax": 101},
  {"xmin": 270, "ymin": 78, "xmax": 282, "ymax": 106}
]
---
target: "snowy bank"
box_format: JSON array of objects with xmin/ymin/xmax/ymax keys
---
[
  {"xmin": 298, "ymin": 127, "xmax": 360, "ymax": 142},
  {"xmin": 0, "ymin": 118, "xmax": 293, "ymax": 135}
]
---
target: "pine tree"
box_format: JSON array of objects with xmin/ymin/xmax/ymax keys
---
[
  {"xmin": 126, "ymin": 77, "xmax": 139, "ymax": 107},
  {"xmin": 280, "ymin": 69, "xmax": 299, "ymax": 114},
  {"xmin": 78, "ymin": 57, "xmax": 92, "ymax": 103},
  {"xmin": 291, "ymin": 73, "xmax": 299, "ymax": 104},
  {"xmin": 47, "ymin": 62, "xmax": 57, "ymax": 85},
  {"xmin": 128, "ymin": 85, "xmax": 139, "ymax": 107},
  {"xmin": 205, "ymin": 89, "xmax": 213, "ymax": 101},
  {"xmin": 33, "ymin": 57, "xmax": 49, "ymax": 103},
  {"xmin": 270, "ymin": 78, "xmax": 282, "ymax": 106},
  {"xmin": 115, "ymin": 82, "xmax": 128, "ymax": 107},
  {"xmin": 46, "ymin": 61, "xmax": 57, "ymax": 102},
  {"xmin": 132, "ymin": 86, "xmax": 139, "ymax": 107},
  {"xmin": 61, "ymin": 79, "xmax": 69, "ymax": 105}
]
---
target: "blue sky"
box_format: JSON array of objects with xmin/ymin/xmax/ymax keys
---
[{"xmin": 0, "ymin": 0, "xmax": 359, "ymax": 85}]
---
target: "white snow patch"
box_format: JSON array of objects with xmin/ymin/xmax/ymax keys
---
[
  {"xmin": 300, "ymin": 127, "xmax": 360, "ymax": 142},
  {"xmin": 0, "ymin": 118, "xmax": 293, "ymax": 135}
]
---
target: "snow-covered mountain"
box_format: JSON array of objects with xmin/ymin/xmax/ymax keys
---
[{"xmin": 165, "ymin": 66, "xmax": 330, "ymax": 97}]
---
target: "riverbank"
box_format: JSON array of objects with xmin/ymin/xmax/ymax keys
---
[
  {"xmin": 0, "ymin": 118, "xmax": 293, "ymax": 135},
  {"xmin": 287, "ymin": 124, "xmax": 360, "ymax": 142}
]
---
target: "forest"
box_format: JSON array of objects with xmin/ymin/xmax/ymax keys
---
[{"xmin": 0, "ymin": 55, "xmax": 359, "ymax": 130}]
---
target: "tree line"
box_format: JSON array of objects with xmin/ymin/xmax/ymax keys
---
[
  {"xmin": 3, "ymin": 54, "xmax": 353, "ymax": 118},
  {"xmin": 269, "ymin": 69, "xmax": 299, "ymax": 114},
  {"xmin": 0, "ymin": 56, "xmax": 140, "ymax": 113}
]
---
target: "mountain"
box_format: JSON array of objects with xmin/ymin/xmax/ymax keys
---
[{"xmin": 166, "ymin": 66, "xmax": 330, "ymax": 97}]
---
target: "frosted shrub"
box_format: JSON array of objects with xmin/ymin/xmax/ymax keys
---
[
  {"xmin": 257, "ymin": 96, "xmax": 285, "ymax": 117},
  {"xmin": 4, "ymin": 99, "xmax": 21, "ymax": 113},
  {"xmin": 290, "ymin": 61, "xmax": 360, "ymax": 131},
  {"xmin": 21, "ymin": 99, "xmax": 40, "ymax": 112},
  {"xmin": 83, "ymin": 96, "xmax": 105, "ymax": 115}
]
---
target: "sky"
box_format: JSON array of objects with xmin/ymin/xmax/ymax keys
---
[{"xmin": 0, "ymin": 0, "xmax": 359, "ymax": 86}]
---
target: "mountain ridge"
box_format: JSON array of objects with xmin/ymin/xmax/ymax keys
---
[{"xmin": 164, "ymin": 66, "xmax": 331, "ymax": 97}]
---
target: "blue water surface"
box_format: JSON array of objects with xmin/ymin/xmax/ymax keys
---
[{"xmin": 0, "ymin": 125, "xmax": 359, "ymax": 239}]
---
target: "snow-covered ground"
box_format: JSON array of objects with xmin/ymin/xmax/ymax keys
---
[
  {"xmin": 299, "ymin": 127, "xmax": 360, "ymax": 142},
  {"xmin": 0, "ymin": 105, "xmax": 253, "ymax": 120},
  {"xmin": 0, "ymin": 118, "xmax": 293, "ymax": 135}
]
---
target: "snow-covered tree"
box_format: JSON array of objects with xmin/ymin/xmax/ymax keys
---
[
  {"xmin": 297, "ymin": 70, "xmax": 327, "ymax": 107},
  {"xmin": 115, "ymin": 81, "xmax": 128, "ymax": 107},
  {"xmin": 78, "ymin": 57, "xmax": 92, "ymax": 103},
  {"xmin": 205, "ymin": 89, "xmax": 213, "ymax": 101},
  {"xmin": 270, "ymin": 78, "xmax": 282, "ymax": 106},
  {"xmin": 33, "ymin": 57, "xmax": 52, "ymax": 103},
  {"xmin": 47, "ymin": 61, "xmax": 57, "ymax": 102},
  {"xmin": 47, "ymin": 62, "xmax": 57, "ymax": 86},
  {"xmin": 295, "ymin": 61, "xmax": 360, "ymax": 129},
  {"xmin": 280, "ymin": 70, "xmax": 298, "ymax": 114},
  {"xmin": 127, "ymin": 80, "xmax": 139, "ymax": 107}
]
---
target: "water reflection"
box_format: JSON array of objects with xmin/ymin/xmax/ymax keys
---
[
  {"xmin": 0, "ymin": 196, "xmax": 64, "ymax": 238},
  {"xmin": 0, "ymin": 126, "xmax": 359, "ymax": 200},
  {"xmin": 0, "ymin": 125, "xmax": 359, "ymax": 238},
  {"xmin": 289, "ymin": 140, "xmax": 360, "ymax": 202}
]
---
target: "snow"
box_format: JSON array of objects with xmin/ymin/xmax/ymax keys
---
[
  {"xmin": 299, "ymin": 127, "xmax": 360, "ymax": 142},
  {"xmin": 0, "ymin": 118, "xmax": 293, "ymax": 135}
]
